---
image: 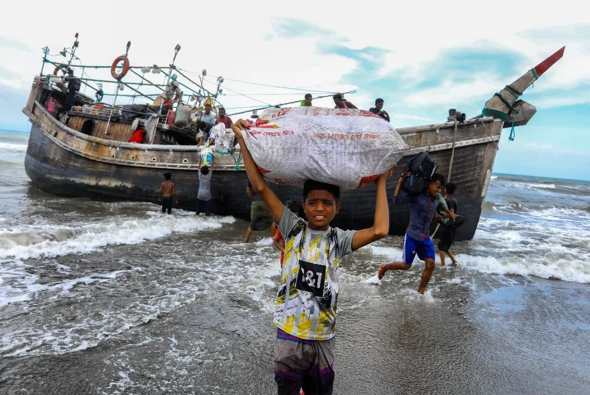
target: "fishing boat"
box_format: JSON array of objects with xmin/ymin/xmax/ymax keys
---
[{"xmin": 21, "ymin": 34, "xmax": 565, "ymax": 240}]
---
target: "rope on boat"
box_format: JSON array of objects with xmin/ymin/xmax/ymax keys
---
[
  {"xmin": 181, "ymin": 70, "xmax": 336, "ymax": 94},
  {"xmin": 203, "ymin": 76, "xmax": 271, "ymax": 106},
  {"xmin": 215, "ymin": 149, "xmax": 243, "ymax": 170},
  {"xmin": 431, "ymin": 121, "xmax": 459, "ymax": 240},
  {"xmin": 508, "ymin": 119, "xmax": 517, "ymax": 141},
  {"xmin": 173, "ymin": 68, "xmax": 218, "ymax": 100}
]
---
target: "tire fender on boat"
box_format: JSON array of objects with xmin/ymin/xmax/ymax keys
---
[{"xmin": 111, "ymin": 55, "xmax": 130, "ymax": 80}]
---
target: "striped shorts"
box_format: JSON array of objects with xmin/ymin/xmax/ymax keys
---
[{"xmin": 274, "ymin": 328, "xmax": 335, "ymax": 395}]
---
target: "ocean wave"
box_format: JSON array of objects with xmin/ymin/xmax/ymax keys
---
[
  {"xmin": 458, "ymin": 254, "xmax": 590, "ymax": 284},
  {"xmin": 0, "ymin": 142, "xmax": 27, "ymax": 153},
  {"xmin": 0, "ymin": 232, "xmax": 281, "ymax": 357},
  {"xmin": 0, "ymin": 213, "xmax": 236, "ymax": 261}
]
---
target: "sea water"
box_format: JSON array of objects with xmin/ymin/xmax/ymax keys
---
[{"xmin": 1, "ymin": 129, "xmax": 589, "ymax": 394}]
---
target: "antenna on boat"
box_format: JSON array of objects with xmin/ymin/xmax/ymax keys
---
[
  {"xmin": 215, "ymin": 76, "xmax": 224, "ymax": 99},
  {"xmin": 172, "ymin": 44, "xmax": 181, "ymax": 64},
  {"xmin": 61, "ymin": 33, "xmax": 80, "ymax": 68},
  {"xmin": 40, "ymin": 46, "xmax": 50, "ymax": 76}
]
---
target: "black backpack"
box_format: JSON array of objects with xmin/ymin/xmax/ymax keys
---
[{"xmin": 402, "ymin": 152, "xmax": 438, "ymax": 195}]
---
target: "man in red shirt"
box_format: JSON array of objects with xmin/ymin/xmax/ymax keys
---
[{"xmin": 215, "ymin": 107, "xmax": 233, "ymax": 128}]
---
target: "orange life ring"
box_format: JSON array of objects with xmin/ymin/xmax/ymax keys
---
[
  {"xmin": 53, "ymin": 64, "xmax": 72, "ymax": 76},
  {"xmin": 111, "ymin": 55, "xmax": 130, "ymax": 80}
]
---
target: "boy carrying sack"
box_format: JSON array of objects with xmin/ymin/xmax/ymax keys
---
[{"xmin": 232, "ymin": 119, "xmax": 394, "ymax": 394}]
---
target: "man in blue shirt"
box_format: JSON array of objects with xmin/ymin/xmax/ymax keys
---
[{"xmin": 378, "ymin": 172, "xmax": 456, "ymax": 294}]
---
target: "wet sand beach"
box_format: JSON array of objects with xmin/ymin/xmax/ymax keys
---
[{"xmin": 1, "ymin": 130, "xmax": 590, "ymax": 394}]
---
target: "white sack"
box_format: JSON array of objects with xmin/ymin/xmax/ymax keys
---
[
  {"xmin": 211, "ymin": 123, "xmax": 235, "ymax": 153},
  {"xmin": 240, "ymin": 107, "xmax": 408, "ymax": 190}
]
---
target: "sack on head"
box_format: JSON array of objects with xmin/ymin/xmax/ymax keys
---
[
  {"xmin": 402, "ymin": 151, "xmax": 438, "ymax": 195},
  {"xmin": 240, "ymin": 107, "xmax": 408, "ymax": 190}
]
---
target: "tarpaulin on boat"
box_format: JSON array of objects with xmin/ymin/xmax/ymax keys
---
[{"xmin": 240, "ymin": 107, "xmax": 408, "ymax": 189}]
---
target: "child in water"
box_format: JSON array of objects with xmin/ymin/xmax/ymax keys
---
[
  {"xmin": 232, "ymin": 118, "xmax": 393, "ymax": 395},
  {"xmin": 158, "ymin": 172, "xmax": 179, "ymax": 214},
  {"xmin": 378, "ymin": 172, "xmax": 456, "ymax": 294}
]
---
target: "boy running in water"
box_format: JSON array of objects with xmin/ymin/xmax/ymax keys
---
[
  {"xmin": 232, "ymin": 119, "xmax": 393, "ymax": 394},
  {"xmin": 158, "ymin": 172, "xmax": 179, "ymax": 214},
  {"xmin": 378, "ymin": 172, "xmax": 456, "ymax": 294}
]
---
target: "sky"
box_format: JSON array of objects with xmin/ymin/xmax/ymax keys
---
[{"xmin": 0, "ymin": 0, "xmax": 589, "ymax": 180}]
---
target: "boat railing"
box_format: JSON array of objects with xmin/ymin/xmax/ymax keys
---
[{"xmin": 32, "ymin": 100, "xmax": 207, "ymax": 153}]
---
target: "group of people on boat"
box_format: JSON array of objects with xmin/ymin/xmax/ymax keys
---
[{"xmin": 299, "ymin": 93, "xmax": 391, "ymax": 122}]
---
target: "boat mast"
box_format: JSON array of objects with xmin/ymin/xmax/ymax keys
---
[
  {"xmin": 105, "ymin": 41, "xmax": 131, "ymax": 135},
  {"xmin": 40, "ymin": 46, "xmax": 50, "ymax": 76}
]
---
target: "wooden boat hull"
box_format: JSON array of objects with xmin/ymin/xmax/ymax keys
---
[{"xmin": 24, "ymin": 102, "xmax": 502, "ymax": 241}]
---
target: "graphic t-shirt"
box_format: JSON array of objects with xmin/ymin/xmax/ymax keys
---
[{"xmin": 274, "ymin": 208, "xmax": 356, "ymax": 341}]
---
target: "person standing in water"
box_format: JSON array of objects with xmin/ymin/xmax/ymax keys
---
[
  {"xmin": 436, "ymin": 182, "xmax": 459, "ymax": 266},
  {"xmin": 378, "ymin": 172, "xmax": 456, "ymax": 294},
  {"xmin": 196, "ymin": 166, "xmax": 212, "ymax": 216},
  {"xmin": 158, "ymin": 172, "xmax": 179, "ymax": 214}
]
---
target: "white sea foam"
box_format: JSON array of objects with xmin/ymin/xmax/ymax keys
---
[
  {"xmin": 0, "ymin": 142, "xmax": 27, "ymax": 152},
  {"xmin": 521, "ymin": 182, "xmax": 557, "ymax": 190},
  {"xmin": 0, "ymin": 213, "xmax": 236, "ymax": 261},
  {"xmin": 369, "ymin": 245, "xmax": 402, "ymax": 259},
  {"xmin": 458, "ymin": 254, "xmax": 590, "ymax": 284}
]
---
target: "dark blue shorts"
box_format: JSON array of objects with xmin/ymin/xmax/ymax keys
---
[{"xmin": 403, "ymin": 234, "xmax": 435, "ymax": 265}]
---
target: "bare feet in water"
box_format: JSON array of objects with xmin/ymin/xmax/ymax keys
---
[{"xmin": 378, "ymin": 263, "xmax": 387, "ymax": 280}]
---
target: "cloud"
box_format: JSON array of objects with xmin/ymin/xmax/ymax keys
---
[
  {"xmin": 0, "ymin": 83, "xmax": 30, "ymax": 131},
  {"xmin": 0, "ymin": 36, "xmax": 29, "ymax": 51},
  {"xmin": 519, "ymin": 23, "xmax": 590, "ymax": 44},
  {"xmin": 393, "ymin": 113, "xmax": 434, "ymax": 122},
  {"xmin": 273, "ymin": 18, "xmax": 335, "ymax": 40}
]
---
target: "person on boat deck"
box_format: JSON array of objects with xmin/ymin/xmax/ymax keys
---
[
  {"xmin": 158, "ymin": 172, "xmax": 179, "ymax": 215},
  {"xmin": 436, "ymin": 182, "xmax": 460, "ymax": 266},
  {"xmin": 232, "ymin": 118, "xmax": 392, "ymax": 394},
  {"xmin": 215, "ymin": 107, "xmax": 233, "ymax": 128},
  {"xmin": 244, "ymin": 180, "xmax": 276, "ymax": 243},
  {"xmin": 196, "ymin": 166, "xmax": 212, "ymax": 216},
  {"xmin": 378, "ymin": 172, "xmax": 457, "ymax": 294},
  {"xmin": 129, "ymin": 128, "xmax": 146, "ymax": 144},
  {"xmin": 200, "ymin": 103, "xmax": 216, "ymax": 130},
  {"xmin": 333, "ymin": 93, "xmax": 357, "ymax": 109},
  {"xmin": 196, "ymin": 121, "xmax": 210, "ymax": 146},
  {"xmin": 369, "ymin": 98, "xmax": 390, "ymax": 122},
  {"xmin": 300, "ymin": 93, "xmax": 313, "ymax": 107},
  {"xmin": 157, "ymin": 80, "xmax": 183, "ymax": 106},
  {"xmin": 63, "ymin": 69, "xmax": 81, "ymax": 112}
]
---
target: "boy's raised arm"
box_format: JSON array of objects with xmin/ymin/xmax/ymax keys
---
[
  {"xmin": 351, "ymin": 167, "xmax": 394, "ymax": 250},
  {"xmin": 232, "ymin": 119, "xmax": 284, "ymax": 223}
]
